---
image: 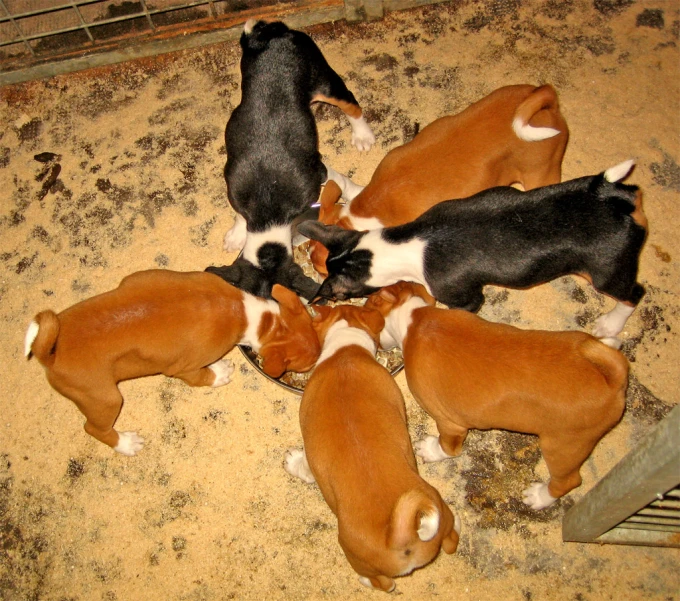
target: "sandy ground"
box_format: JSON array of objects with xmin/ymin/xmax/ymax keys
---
[{"xmin": 1, "ymin": 0, "xmax": 679, "ymax": 599}]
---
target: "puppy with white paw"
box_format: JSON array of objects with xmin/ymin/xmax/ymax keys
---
[
  {"xmin": 25, "ymin": 270, "xmax": 320, "ymax": 454},
  {"xmin": 221, "ymin": 19, "xmax": 374, "ymax": 300},
  {"xmin": 301, "ymin": 161, "xmax": 647, "ymax": 345},
  {"xmin": 285, "ymin": 304, "xmax": 459, "ymax": 592},
  {"xmin": 366, "ymin": 281, "xmax": 629, "ymax": 510}
]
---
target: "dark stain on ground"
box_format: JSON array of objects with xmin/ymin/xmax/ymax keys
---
[
  {"xmin": 650, "ymin": 151, "xmax": 680, "ymax": 191},
  {"xmin": 625, "ymin": 374, "xmax": 673, "ymax": 425},
  {"xmin": 362, "ymin": 53, "xmax": 399, "ymax": 71},
  {"xmin": 66, "ymin": 458, "xmax": 86, "ymax": 481},
  {"xmin": 594, "ymin": 0, "xmax": 635, "ymax": 17},
  {"xmin": 459, "ymin": 430, "xmax": 563, "ymax": 531},
  {"xmin": 621, "ymin": 300, "xmax": 672, "ymax": 362},
  {"xmin": 636, "ymin": 9, "xmax": 664, "ymax": 29}
]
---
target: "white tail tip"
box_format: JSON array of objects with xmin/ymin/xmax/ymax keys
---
[
  {"xmin": 244, "ymin": 19, "xmax": 257, "ymax": 34},
  {"xmin": 417, "ymin": 509, "xmax": 440, "ymax": 542},
  {"xmin": 604, "ymin": 159, "xmax": 635, "ymax": 183},
  {"xmin": 512, "ymin": 117, "xmax": 560, "ymax": 142},
  {"xmin": 24, "ymin": 320, "xmax": 39, "ymax": 357}
]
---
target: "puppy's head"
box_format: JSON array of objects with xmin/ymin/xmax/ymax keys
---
[
  {"xmin": 240, "ymin": 20, "xmax": 290, "ymax": 52},
  {"xmin": 298, "ymin": 221, "xmax": 377, "ymax": 301},
  {"xmin": 257, "ymin": 284, "xmax": 321, "ymax": 377},
  {"xmin": 365, "ymin": 282, "xmax": 436, "ymax": 318},
  {"xmin": 309, "ymin": 304, "xmax": 384, "ymax": 348}
]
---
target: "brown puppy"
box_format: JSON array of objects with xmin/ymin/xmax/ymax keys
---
[
  {"xmin": 284, "ymin": 304, "xmax": 459, "ymax": 592},
  {"xmin": 310, "ymin": 84, "xmax": 569, "ymax": 275},
  {"xmin": 24, "ymin": 270, "xmax": 320, "ymax": 455},
  {"xmin": 366, "ymin": 282, "xmax": 628, "ymax": 510}
]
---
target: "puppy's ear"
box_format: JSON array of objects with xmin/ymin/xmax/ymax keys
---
[
  {"xmin": 310, "ymin": 304, "xmax": 332, "ymax": 322},
  {"xmin": 259, "ymin": 347, "xmax": 287, "ymax": 378},
  {"xmin": 271, "ymin": 284, "xmax": 304, "ymax": 314},
  {"xmin": 358, "ymin": 307, "xmax": 385, "ymax": 335},
  {"xmin": 412, "ymin": 283, "xmax": 436, "ymax": 306}
]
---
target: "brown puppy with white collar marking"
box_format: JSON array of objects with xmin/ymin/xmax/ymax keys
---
[
  {"xmin": 284, "ymin": 303, "xmax": 459, "ymax": 592},
  {"xmin": 365, "ymin": 282, "xmax": 628, "ymax": 510},
  {"xmin": 24, "ymin": 270, "xmax": 320, "ymax": 455},
  {"xmin": 310, "ymin": 84, "xmax": 568, "ymax": 275}
]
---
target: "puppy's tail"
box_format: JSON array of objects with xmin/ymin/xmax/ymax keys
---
[
  {"xmin": 512, "ymin": 85, "xmax": 564, "ymax": 142},
  {"xmin": 24, "ymin": 310, "xmax": 60, "ymax": 366},
  {"xmin": 390, "ymin": 489, "xmax": 458, "ymax": 554}
]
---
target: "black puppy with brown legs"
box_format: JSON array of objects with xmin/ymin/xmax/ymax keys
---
[
  {"xmin": 299, "ymin": 161, "xmax": 647, "ymax": 346},
  {"xmin": 218, "ymin": 20, "xmax": 374, "ymax": 300}
]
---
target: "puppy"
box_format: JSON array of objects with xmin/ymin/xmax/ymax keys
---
[
  {"xmin": 299, "ymin": 160, "xmax": 647, "ymax": 345},
  {"xmin": 310, "ymin": 84, "xmax": 569, "ymax": 274},
  {"xmin": 222, "ymin": 19, "xmax": 374, "ymax": 299},
  {"xmin": 284, "ymin": 304, "xmax": 459, "ymax": 592},
  {"xmin": 365, "ymin": 282, "xmax": 628, "ymax": 509},
  {"xmin": 24, "ymin": 270, "xmax": 320, "ymax": 455}
]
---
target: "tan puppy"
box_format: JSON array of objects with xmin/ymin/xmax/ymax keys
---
[
  {"xmin": 365, "ymin": 282, "xmax": 628, "ymax": 510},
  {"xmin": 284, "ymin": 304, "xmax": 459, "ymax": 592},
  {"xmin": 24, "ymin": 270, "xmax": 320, "ymax": 455},
  {"xmin": 310, "ymin": 84, "xmax": 569, "ymax": 275}
]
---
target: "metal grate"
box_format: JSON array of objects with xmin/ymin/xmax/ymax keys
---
[{"xmin": 563, "ymin": 405, "xmax": 680, "ymax": 548}]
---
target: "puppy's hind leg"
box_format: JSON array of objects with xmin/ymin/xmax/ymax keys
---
[
  {"xmin": 174, "ymin": 359, "xmax": 235, "ymax": 388},
  {"xmin": 223, "ymin": 213, "xmax": 247, "ymax": 253},
  {"xmin": 311, "ymin": 70, "xmax": 375, "ymax": 152},
  {"xmin": 324, "ymin": 165, "xmax": 364, "ymax": 201},
  {"xmin": 284, "ymin": 448, "xmax": 316, "ymax": 483}
]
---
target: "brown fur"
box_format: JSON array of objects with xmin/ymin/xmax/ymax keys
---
[
  {"xmin": 26, "ymin": 270, "xmax": 320, "ymax": 452},
  {"xmin": 298, "ymin": 304, "xmax": 458, "ymax": 591},
  {"xmin": 310, "ymin": 84, "xmax": 568, "ymax": 275},
  {"xmin": 366, "ymin": 282, "xmax": 628, "ymax": 502}
]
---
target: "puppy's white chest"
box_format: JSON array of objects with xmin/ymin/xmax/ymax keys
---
[{"xmin": 360, "ymin": 232, "xmax": 429, "ymax": 291}]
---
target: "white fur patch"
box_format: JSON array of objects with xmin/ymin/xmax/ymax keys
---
[
  {"xmin": 347, "ymin": 115, "xmax": 376, "ymax": 152},
  {"xmin": 114, "ymin": 431, "xmax": 145, "ymax": 456},
  {"xmin": 414, "ymin": 435, "xmax": 452, "ymax": 463},
  {"xmin": 242, "ymin": 224, "xmax": 292, "ymax": 267},
  {"xmin": 324, "ymin": 165, "xmax": 365, "ymax": 201},
  {"xmin": 240, "ymin": 293, "xmax": 279, "ymax": 352},
  {"xmin": 358, "ymin": 231, "xmax": 429, "ymax": 292},
  {"xmin": 208, "ymin": 358, "xmax": 235, "ymax": 387},
  {"xmin": 511, "ymin": 117, "xmax": 560, "ymax": 142},
  {"xmin": 604, "ymin": 159, "xmax": 635, "ymax": 183},
  {"xmin": 592, "ymin": 302, "xmax": 635, "ymax": 339},
  {"xmin": 417, "ymin": 509, "xmax": 440, "ymax": 542},
  {"xmin": 341, "ymin": 206, "xmax": 384, "ymax": 231},
  {"xmin": 243, "ymin": 18, "xmax": 257, "ymax": 34},
  {"xmin": 380, "ymin": 295, "xmax": 429, "ymax": 350},
  {"xmin": 522, "ymin": 482, "xmax": 557, "ymax": 510},
  {"xmin": 316, "ymin": 319, "xmax": 376, "ymax": 366},
  {"xmin": 223, "ymin": 213, "xmax": 247, "ymax": 252},
  {"xmin": 358, "ymin": 577, "xmax": 395, "ymax": 593},
  {"xmin": 24, "ymin": 320, "xmax": 39, "ymax": 357},
  {"xmin": 454, "ymin": 513, "xmax": 462, "ymax": 536},
  {"xmin": 284, "ymin": 448, "xmax": 316, "ymax": 484}
]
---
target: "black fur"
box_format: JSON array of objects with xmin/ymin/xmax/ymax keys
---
[
  {"xmin": 223, "ymin": 20, "xmax": 363, "ymax": 299},
  {"xmin": 298, "ymin": 170, "xmax": 647, "ymax": 311},
  {"xmin": 206, "ymin": 244, "xmax": 320, "ymax": 302}
]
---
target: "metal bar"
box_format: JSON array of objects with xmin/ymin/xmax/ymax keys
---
[
  {"xmin": 139, "ymin": 0, "xmax": 156, "ymax": 31},
  {"xmin": 562, "ymin": 405, "xmax": 680, "ymax": 545},
  {"xmin": 616, "ymin": 522, "xmax": 680, "ymax": 533},
  {"xmin": 635, "ymin": 507, "xmax": 680, "ymax": 519},
  {"xmin": 0, "ymin": 0, "xmax": 35, "ymax": 56},
  {"xmin": 0, "ymin": 0, "xmax": 345, "ymax": 86},
  {"xmin": 0, "ymin": 0, "xmax": 104, "ymax": 22},
  {"xmin": 623, "ymin": 515, "xmax": 680, "ymax": 527},
  {"xmin": 70, "ymin": 1, "xmax": 95, "ymax": 43},
  {"xmin": 596, "ymin": 526, "xmax": 680, "ymax": 548}
]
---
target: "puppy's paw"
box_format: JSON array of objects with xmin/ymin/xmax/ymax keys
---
[
  {"xmin": 114, "ymin": 431, "xmax": 145, "ymax": 456},
  {"xmin": 284, "ymin": 448, "xmax": 315, "ymax": 484},
  {"xmin": 223, "ymin": 214, "xmax": 247, "ymax": 252},
  {"xmin": 522, "ymin": 482, "xmax": 557, "ymax": 510},
  {"xmin": 592, "ymin": 303, "xmax": 635, "ymax": 339},
  {"xmin": 414, "ymin": 435, "xmax": 452, "ymax": 463},
  {"xmin": 209, "ymin": 358, "xmax": 235, "ymax": 387},
  {"xmin": 348, "ymin": 115, "xmax": 376, "ymax": 152},
  {"xmin": 359, "ymin": 576, "xmax": 396, "ymax": 593}
]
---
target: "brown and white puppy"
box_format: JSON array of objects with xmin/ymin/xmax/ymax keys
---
[
  {"xmin": 310, "ymin": 84, "xmax": 568, "ymax": 275},
  {"xmin": 365, "ymin": 282, "xmax": 628, "ymax": 510},
  {"xmin": 284, "ymin": 304, "xmax": 459, "ymax": 592},
  {"xmin": 24, "ymin": 270, "xmax": 320, "ymax": 455}
]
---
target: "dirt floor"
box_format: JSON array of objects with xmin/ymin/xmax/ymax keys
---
[{"xmin": 1, "ymin": 0, "xmax": 679, "ymax": 599}]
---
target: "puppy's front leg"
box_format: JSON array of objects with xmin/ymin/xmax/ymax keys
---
[
  {"xmin": 284, "ymin": 448, "xmax": 316, "ymax": 483},
  {"xmin": 223, "ymin": 213, "xmax": 247, "ymax": 252}
]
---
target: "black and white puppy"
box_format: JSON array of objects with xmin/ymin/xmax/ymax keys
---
[
  {"xmin": 298, "ymin": 160, "xmax": 647, "ymax": 345},
  {"xmin": 222, "ymin": 19, "xmax": 373, "ymax": 299}
]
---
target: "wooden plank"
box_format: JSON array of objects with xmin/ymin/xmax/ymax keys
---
[{"xmin": 562, "ymin": 405, "xmax": 680, "ymax": 545}]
